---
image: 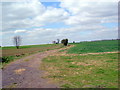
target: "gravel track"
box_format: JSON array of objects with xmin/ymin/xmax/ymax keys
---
[{"xmin": 2, "ymin": 49, "xmax": 63, "ymax": 88}]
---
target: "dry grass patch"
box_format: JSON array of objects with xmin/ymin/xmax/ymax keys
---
[{"xmin": 14, "ymin": 68, "xmax": 26, "ymax": 74}]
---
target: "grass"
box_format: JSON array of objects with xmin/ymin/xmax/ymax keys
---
[
  {"xmin": 1, "ymin": 53, "xmax": 27, "ymax": 68},
  {"xmin": 40, "ymin": 40, "xmax": 119, "ymax": 88},
  {"xmin": 2, "ymin": 44, "xmax": 57, "ymax": 49},
  {"xmin": 41, "ymin": 53, "xmax": 118, "ymax": 88},
  {"xmin": 5, "ymin": 83, "xmax": 17, "ymax": 88},
  {"xmin": 67, "ymin": 40, "xmax": 118, "ymax": 54}
]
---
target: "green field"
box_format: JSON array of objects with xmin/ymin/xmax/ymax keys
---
[
  {"xmin": 41, "ymin": 40, "xmax": 119, "ymax": 88},
  {"xmin": 67, "ymin": 40, "xmax": 118, "ymax": 54},
  {"xmin": 1, "ymin": 44, "xmax": 56, "ymax": 49}
]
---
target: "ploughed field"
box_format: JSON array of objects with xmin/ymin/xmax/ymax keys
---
[
  {"xmin": 1, "ymin": 44, "xmax": 63, "ymax": 64},
  {"xmin": 2, "ymin": 44, "xmax": 63, "ymax": 56}
]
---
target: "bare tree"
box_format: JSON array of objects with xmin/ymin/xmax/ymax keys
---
[
  {"xmin": 52, "ymin": 41, "xmax": 56, "ymax": 44},
  {"xmin": 57, "ymin": 39, "xmax": 60, "ymax": 44},
  {"xmin": 13, "ymin": 36, "xmax": 21, "ymax": 49}
]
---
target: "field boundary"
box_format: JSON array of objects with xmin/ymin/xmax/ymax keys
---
[{"xmin": 50, "ymin": 51, "xmax": 119, "ymax": 56}]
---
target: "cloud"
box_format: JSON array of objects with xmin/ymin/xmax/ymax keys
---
[
  {"xmin": 2, "ymin": 0, "xmax": 45, "ymax": 31},
  {"xmin": 2, "ymin": 0, "xmax": 118, "ymax": 46},
  {"xmin": 2, "ymin": 0, "xmax": 69, "ymax": 32},
  {"xmin": 2, "ymin": 0, "xmax": 117, "ymax": 31},
  {"xmin": 33, "ymin": 7, "xmax": 69, "ymax": 27},
  {"xmin": 1, "ymin": 0, "xmax": 61, "ymax": 2},
  {"xmin": 60, "ymin": 0, "xmax": 118, "ymax": 26},
  {"xmin": 14, "ymin": 29, "xmax": 27, "ymax": 33}
]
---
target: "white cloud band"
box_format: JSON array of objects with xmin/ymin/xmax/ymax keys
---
[{"xmin": 1, "ymin": 0, "xmax": 119, "ymax": 2}]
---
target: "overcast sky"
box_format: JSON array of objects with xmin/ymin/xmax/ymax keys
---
[{"xmin": 1, "ymin": 0, "xmax": 118, "ymax": 46}]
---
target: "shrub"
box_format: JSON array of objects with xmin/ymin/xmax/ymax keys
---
[
  {"xmin": 2, "ymin": 56, "xmax": 14, "ymax": 63},
  {"xmin": 61, "ymin": 39, "xmax": 68, "ymax": 46}
]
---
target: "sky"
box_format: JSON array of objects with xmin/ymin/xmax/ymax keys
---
[{"xmin": 1, "ymin": 0, "xmax": 119, "ymax": 46}]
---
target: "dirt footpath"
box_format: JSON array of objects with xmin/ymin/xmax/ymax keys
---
[{"xmin": 2, "ymin": 47, "xmax": 72, "ymax": 88}]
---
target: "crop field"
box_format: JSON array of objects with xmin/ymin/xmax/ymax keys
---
[
  {"xmin": 41, "ymin": 40, "xmax": 119, "ymax": 88},
  {"xmin": 2, "ymin": 44, "xmax": 63, "ymax": 56},
  {"xmin": 1, "ymin": 44, "xmax": 58, "ymax": 50},
  {"xmin": 1, "ymin": 44, "xmax": 63, "ymax": 64},
  {"xmin": 67, "ymin": 40, "xmax": 118, "ymax": 54}
]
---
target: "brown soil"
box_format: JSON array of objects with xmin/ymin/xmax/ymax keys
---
[
  {"xmin": 2, "ymin": 46, "xmax": 73, "ymax": 88},
  {"xmin": 2, "ymin": 45, "xmax": 61, "ymax": 56}
]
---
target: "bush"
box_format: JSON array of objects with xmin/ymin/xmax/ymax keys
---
[
  {"xmin": 61, "ymin": 39, "xmax": 68, "ymax": 46},
  {"xmin": 2, "ymin": 56, "xmax": 14, "ymax": 63}
]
